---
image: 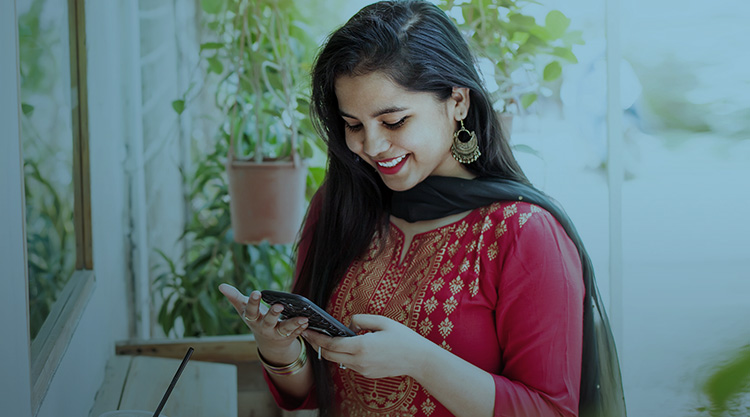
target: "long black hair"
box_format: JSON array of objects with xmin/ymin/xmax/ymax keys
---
[{"xmin": 293, "ymin": 1, "xmax": 529, "ymax": 415}]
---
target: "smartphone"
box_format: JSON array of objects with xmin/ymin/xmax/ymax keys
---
[{"xmin": 260, "ymin": 290, "xmax": 356, "ymax": 337}]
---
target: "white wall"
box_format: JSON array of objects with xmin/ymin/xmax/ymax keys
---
[{"xmin": 136, "ymin": 0, "xmax": 190, "ymax": 339}]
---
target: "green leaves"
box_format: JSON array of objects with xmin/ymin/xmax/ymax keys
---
[
  {"xmin": 703, "ymin": 346, "xmax": 750, "ymax": 414},
  {"xmin": 199, "ymin": 42, "xmax": 223, "ymax": 53},
  {"xmin": 552, "ymin": 47, "xmax": 578, "ymax": 64},
  {"xmin": 171, "ymin": 99, "xmax": 185, "ymax": 115},
  {"xmin": 521, "ymin": 93, "xmax": 538, "ymax": 109},
  {"xmin": 200, "ymin": 0, "xmax": 226, "ymax": 15},
  {"xmin": 21, "ymin": 103, "xmax": 35, "ymax": 116},
  {"xmin": 437, "ymin": 0, "xmax": 581, "ymax": 113},
  {"xmin": 510, "ymin": 31, "xmax": 530, "ymax": 45},
  {"xmin": 207, "ymin": 56, "xmax": 223, "ymax": 74},
  {"xmin": 153, "ymin": 0, "xmax": 329, "ymax": 338},
  {"xmin": 545, "ymin": 10, "xmax": 571, "ymax": 40},
  {"xmin": 543, "ymin": 61, "xmax": 562, "ymax": 82}
]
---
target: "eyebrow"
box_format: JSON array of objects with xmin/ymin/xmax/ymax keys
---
[{"xmin": 339, "ymin": 106, "xmax": 408, "ymax": 119}]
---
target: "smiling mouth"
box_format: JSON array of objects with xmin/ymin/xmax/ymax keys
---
[{"xmin": 377, "ymin": 155, "xmax": 407, "ymax": 168}]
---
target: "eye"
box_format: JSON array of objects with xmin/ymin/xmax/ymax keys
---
[
  {"xmin": 344, "ymin": 122, "xmax": 363, "ymax": 132},
  {"xmin": 383, "ymin": 116, "xmax": 408, "ymax": 130}
]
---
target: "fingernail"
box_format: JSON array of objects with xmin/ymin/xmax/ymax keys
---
[
  {"xmin": 251, "ymin": 292, "xmax": 261, "ymax": 300},
  {"xmin": 298, "ymin": 318, "xmax": 308, "ymax": 325},
  {"xmin": 273, "ymin": 305, "xmax": 283, "ymax": 313},
  {"xmin": 300, "ymin": 323, "xmax": 308, "ymax": 329}
]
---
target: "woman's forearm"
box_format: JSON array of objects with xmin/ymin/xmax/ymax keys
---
[
  {"xmin": 408, "ymin": 341, "xmax": 496, "ymax": 417},
  {"xmin": 261, "ymin": 341, "xmax": 315, "ymax": 401}
]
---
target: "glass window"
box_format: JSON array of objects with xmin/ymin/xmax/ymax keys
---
[
  {"xmin": 19, "ymin": 0, "xmax": 77, "ymax": 342},
  {"xmin": 18, "ymin": 0, "xmax": 94, "ymax": 409}
]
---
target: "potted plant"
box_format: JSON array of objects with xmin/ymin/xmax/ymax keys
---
[
  {"xmin": 179, "ymin": 0, "xmax": 325, "ymax": 245},
  {"xmin": 437, "ymin": 0, "xmax": 584, "ymax": 137},
  {"xmin": 156, "ymin": 0, "xmax": 328, "ymax": 337}
]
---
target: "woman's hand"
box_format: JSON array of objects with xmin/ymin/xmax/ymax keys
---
[
  {"xmin": 218, "ymin": 283, "xmax": 309, "ymax": 365},
  {"xmin": 302, "ymin": 314, "xmax": 432, "ymax": 379}
]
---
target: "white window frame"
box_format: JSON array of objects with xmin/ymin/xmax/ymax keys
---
[{"xmin": 2, "ymin": 0, "xmax": 96, "ymax": 414}]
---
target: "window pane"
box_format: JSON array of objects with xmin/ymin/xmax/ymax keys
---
[{"xmin": 18, "ymin": 0, "xmax": 76, "ymax": 340}]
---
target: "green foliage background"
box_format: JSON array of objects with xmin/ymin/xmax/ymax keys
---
[
  {"xmin": 18, "ymin": 0, "xmax": 77, "ymax": 340},
  {"xmin": 155, "ymin": 0, "xmax": 327, "ymax": 337}
]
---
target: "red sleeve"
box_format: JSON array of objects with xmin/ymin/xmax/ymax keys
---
[
  {"xmin": 493, "ymin": 208, "xmax": 584, "ymax": 417},
  {"xmin": 263, "ymin": 188, "xmax": 324, "ymax": 410},
  {"xmin": 262, "ymin": 369, "xmax": 318, "ymax": 410}
]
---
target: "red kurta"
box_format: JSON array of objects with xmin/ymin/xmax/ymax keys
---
[{"xmin": 267, "ymin": 200, "xmax": 584, "ymax": 417}]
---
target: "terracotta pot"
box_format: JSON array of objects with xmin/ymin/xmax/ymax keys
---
[{"xmin": 227, "ymin": 159, "xmax": 307, "ymax": 245}]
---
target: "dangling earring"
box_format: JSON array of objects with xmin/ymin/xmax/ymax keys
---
[{"xmin": 451, "ymin": 119, "xmax": 481, "ymax": 164}]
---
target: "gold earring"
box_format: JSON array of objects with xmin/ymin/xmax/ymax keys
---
[{"xmin": 451, "ymin": 119, "xmax": 481, "ymax": 164}]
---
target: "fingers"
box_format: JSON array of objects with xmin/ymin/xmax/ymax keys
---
[
  {"xmin": 276, "ymin": 316, "xmax": 309, "ymax": 338},
  {"xmin": 242, "ymin": 291, "xmax": 263, "ymax": 322},
  {"xmin": 350, "ymin": 314, "xmax": 390, "ymax": 332},
  {"xmin": 262, "ymin": 303, "xmax": 285, "ymax": 329},
  {"xmin": 219, "ymin": 284, "xmax": 265, "ymax": 327},
  {"xmin": 302, "ymin": 331, "xmax": 357, "ymax": 367},
  {"xmin": 218, "ymin": 284, "xmax": 308, "ymax": 342},
  {"xmin": 218, "ymin": 284, "xmax": 249, "ymax": 314},
  {"xmin": 303, "ymin": 330, "xmax": 358, "ymax": 354}
]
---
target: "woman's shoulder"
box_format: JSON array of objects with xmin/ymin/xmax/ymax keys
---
[{"xmin": 473, "ymin": 200, "xmax": 556, "ymax": 235}]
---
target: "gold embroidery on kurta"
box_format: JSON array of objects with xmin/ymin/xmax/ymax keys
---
[
  {"xmin": 487, "ymin": 241, "xmax": 499, "ymax": 261},
  {"xmin": 422, "ymin": 398, "xmax": 437, "ymax": 416},
  {"xmin": 469, "ymin": 277, "xmax": 480, "ymax": 297},
  {"xmin": 331, "ymin": 204, "xmax": 530, "ymax": 416},
  {"xmin": 438, "ymin": 317, "xmax": 455, "ymax": 338},
  {"xmin": 440, "ymin": 259, "xmax": 454, "ymax": 276},
  {"xmin": 447, "ymin": 239, "xmax": 460, "ymax": 257},
  {"xmin": 482, "ymin": 218, "xmax": 493, "ymax": 233},
  {"xmin": 341, "ymin": 373, "xmax": 420, "ymax": 416},
  {"xmin": 455, "ymin": 222, "xmax": 468, "ymax": 238},
  {"xmin": 443, "ymin": 296, "xmax": 458, "ymax": 315},
  {"xmin": 519, "ymin": 212, "xmax": 533, "ymax": 228},
  {"xmin": 495, "ymin": 219, "xmax": 507, "ymax": 238},
  {"xmin": 423, "ymin": 296, "xmax": 438, "ymax": 315},
  {"xmin": 332, "ymin": 224, "xmax": 458, "ymax": 415},
  {"xmin": 488, "ymin": 201, "xmax": 503, "ymax": 214},
  {"xmin": 419, "ymin": 318, "xmax": 434, "ymax": 336},
  {"xmin": 430, "ymin": 280, "xmax": 444, "ymax": 294},
  {"xmin": 459, "ymin": 258, "xmax": 470, "ymax": 273},
  {"xmin": 449, "ymin": 277, "xmax": 464, "ymax": 295},
  {"xmin": 503, "ymin": 203, "xmax": 518, "ymax": 219},
  {"xmin": 369, "ymin": 273, "xmax": 400, "ymax": 313}
]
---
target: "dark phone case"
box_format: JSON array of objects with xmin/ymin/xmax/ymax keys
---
[{"xmin": 260, "ymin": 290, "xmax": 356, "ymax": 337}]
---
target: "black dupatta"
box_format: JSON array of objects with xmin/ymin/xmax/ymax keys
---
[{"xmin": 391, "ymin": 175, "xmax": 627, "ymax": 417}]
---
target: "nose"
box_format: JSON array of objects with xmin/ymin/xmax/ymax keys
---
[{"xmin": 362, "ymin": 129, "xmax": 390, "ymax": 158}]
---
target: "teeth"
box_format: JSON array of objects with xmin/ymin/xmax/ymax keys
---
[{"xmin": 377, "ymin": 155, "xmax": 406, "ymax": 168}]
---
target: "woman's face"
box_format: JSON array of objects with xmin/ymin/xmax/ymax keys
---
[{"xmin": 335, "ymin": 71, "xmax": 475, "ymax": 192}]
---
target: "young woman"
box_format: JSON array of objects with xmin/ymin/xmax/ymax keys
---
[{"xmin": 220, "ymin": 1, "xmax": 626, "ymax": 416}]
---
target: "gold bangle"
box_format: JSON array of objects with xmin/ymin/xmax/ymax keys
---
[{"xmin": 258, "ymin": 336, "xmax": 307, "ymax": 376}]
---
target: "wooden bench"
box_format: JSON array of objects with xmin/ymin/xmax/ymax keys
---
[{"xmin": 91, "ymin": 335, "xmax": 314, "ymax": 417}]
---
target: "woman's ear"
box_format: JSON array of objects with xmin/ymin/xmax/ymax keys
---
[{"xmin": 449, "ymin": 87, "xmax": 471, "ymax": 120}]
